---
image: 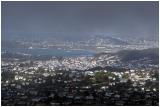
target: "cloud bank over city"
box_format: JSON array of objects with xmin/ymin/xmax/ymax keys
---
[{"xmin": 2, "ymin": 1, "xmax": 159, "ymax": 40}]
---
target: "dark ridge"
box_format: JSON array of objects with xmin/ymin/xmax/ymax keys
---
[{"xmin": 117, "ymin": 48, "xmax": 159, "ymax": 64}]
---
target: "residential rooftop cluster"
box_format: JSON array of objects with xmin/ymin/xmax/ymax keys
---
[{"xmin": 1, "ymin": 55, "xmax": 159, "ymax": 106}]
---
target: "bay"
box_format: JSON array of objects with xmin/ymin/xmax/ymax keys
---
[{"xmin": 2, "ymin": 48, "xmax": 95, "ymax": 57}]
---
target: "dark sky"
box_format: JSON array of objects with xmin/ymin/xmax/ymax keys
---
[{"xmin": 1, "ymin": 1, "xmax": 159, "ymax": 41}]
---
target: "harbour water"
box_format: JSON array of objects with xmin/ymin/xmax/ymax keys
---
[{"xmin": 2, "ymin": 48, "xmax": 95, "ymax": 57}]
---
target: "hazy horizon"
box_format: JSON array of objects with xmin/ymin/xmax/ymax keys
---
[{"xmin": 2, "ymin": 1, "xmax": 159, "ymax": 41}]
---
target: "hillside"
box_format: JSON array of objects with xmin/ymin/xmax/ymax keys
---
[{"xmin": 117, "ymin": 48, "xmax": 159, "ymax": 64}]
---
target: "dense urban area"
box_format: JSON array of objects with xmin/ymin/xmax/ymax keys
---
[
  {"xmin": 2, "ymin": 1, "xmax": 159, "ymax": 106},
  {"xmin": 1, "ymin": 37, "xmax": 159, "ymax": 105}
]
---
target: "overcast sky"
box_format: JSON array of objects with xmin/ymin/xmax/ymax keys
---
[{"xmin": 1, "ymin": 1, "xmax": 159, "ymax": 41}]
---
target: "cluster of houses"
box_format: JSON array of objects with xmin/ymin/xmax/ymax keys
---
[{"xmin": 1, "ymin": 59, "xmax": 159, "ymax": 106}]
